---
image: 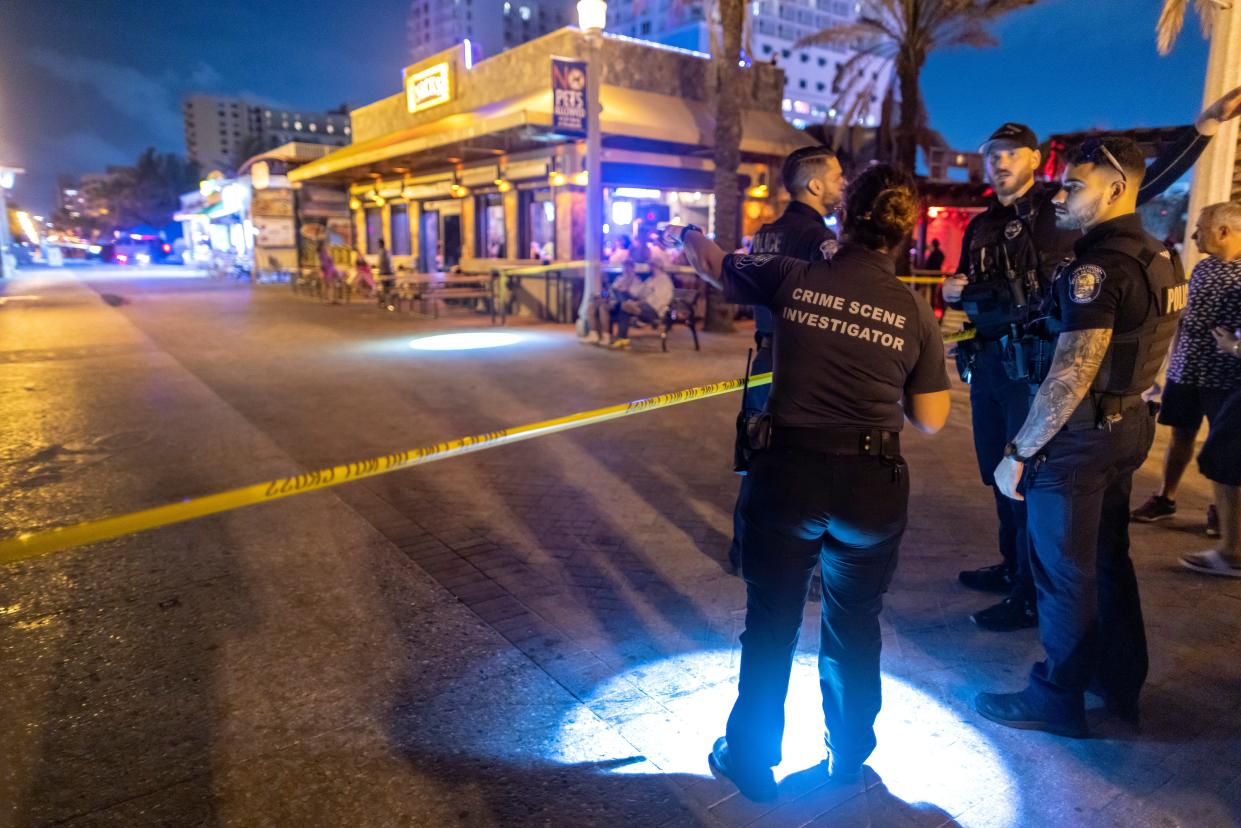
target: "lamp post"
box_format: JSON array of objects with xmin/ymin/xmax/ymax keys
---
[
  {"xmin": 576, "ymin": 0, "xmax": 606, "ymax": 334},
  {"xmin": 0, "ymin": 166, "xmax": 23, "ymax": 280}
]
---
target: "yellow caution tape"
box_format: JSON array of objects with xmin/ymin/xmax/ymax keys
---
[
  {"xmin": 942, "ymin": 328, "xmax": 977, "ymax": 343},
  {"xmin": 0, "ymin": 325, "xmax": 979, "ymax": 565},
  {"xmin": 0, "ymin": 372, "xmax": 772, "ymax": 564}
]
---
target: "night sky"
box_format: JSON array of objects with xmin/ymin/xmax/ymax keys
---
[{"xmin": 0, "ymin": 0, "xmax": 1213, "ymax": 215}]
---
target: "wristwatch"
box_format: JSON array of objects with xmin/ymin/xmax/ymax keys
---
[
  {"xmin": 675, "ymin": 224, "xmax": 703, "ymax": 246},
  {"xmin": 1003, "ymin": 442, "xmax": 1034, "ymax": 464}
]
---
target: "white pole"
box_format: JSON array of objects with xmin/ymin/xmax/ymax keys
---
[
  {"xmin": 579, "ymin": 30, "xmax": 604, "ymax": 333},
  {"xmin": 1184, "ymin": 3, "xmax": 1241, "ymax": 267}
]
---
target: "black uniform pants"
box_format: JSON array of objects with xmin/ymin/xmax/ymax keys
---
[
  {"xmin": 1023, "ymin": 409, "xmax": 1155, "ymax": 720},
  {"xmin": 969, "ymin": 347, "xmax": 1035, "ymax": 601},
  {"xmin": 726, "ymin": 448, "xmax": 908, "ymax": 771}
]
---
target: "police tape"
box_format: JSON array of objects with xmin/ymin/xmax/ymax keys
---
[
  {"xmin": 0, "ymin": 327, "xmax": 978, "ymax": 565},
  {"xmin": 0, "ymin": 372, "xmax": 774, "ymax": 564}
]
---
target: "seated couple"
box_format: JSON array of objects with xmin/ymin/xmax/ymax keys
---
[{"xmin": 579, "ymin": 262, "xmax": 674, "ymax": 349}]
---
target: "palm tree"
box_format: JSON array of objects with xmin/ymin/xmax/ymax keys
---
[
  {"xmin": 797, "ymin": 0, "xmax": 1038, "ymax": 173},
  {"xmin": 1156, "ymin": 0, "xmax": 1231, "ymax": 54}
]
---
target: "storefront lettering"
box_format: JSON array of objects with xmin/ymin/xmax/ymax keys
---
[{"xmin": 406, "ymin": 63, "xmax": 451, "ymax": 113}]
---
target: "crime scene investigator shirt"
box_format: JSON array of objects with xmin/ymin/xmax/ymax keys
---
[
  {"xmin": 1167, "ymin": 255, "xmax": 1241, "ymax": 390},
  {"xmin": 720, "ymin": 244, "xmax": 950, "ymax": 432}
]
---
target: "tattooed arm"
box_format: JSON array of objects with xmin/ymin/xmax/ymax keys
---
[{"xmin": 994, "ymin": 328, "xmax": 1113, "ymax": 500}]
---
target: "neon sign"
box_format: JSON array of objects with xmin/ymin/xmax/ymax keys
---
[{"xmin": 406, "ymin": 63, "xmax": 451, "ymax": 113}]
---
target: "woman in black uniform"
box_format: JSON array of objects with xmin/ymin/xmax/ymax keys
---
[{"xmin": 670, "ymin": 164, "xmax": 951, "ymax": 801}]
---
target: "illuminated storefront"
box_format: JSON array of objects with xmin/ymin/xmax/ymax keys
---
[{"xmin": 290, "ymin": 28, "xmax": 812, "ymax": 273}]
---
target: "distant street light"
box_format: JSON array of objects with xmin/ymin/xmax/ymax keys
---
[
  {"xmin": 576, "ymin": 0, "xmax": 606, "ymax": 334},
  {"xmin": 0, "ymin": 165, "xmax": 25, "ymax": 280}
]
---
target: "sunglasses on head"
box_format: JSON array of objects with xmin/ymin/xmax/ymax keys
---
[{"xmin": 1079, "ymin": 139, "xmax": 1127, "ymax": 183}]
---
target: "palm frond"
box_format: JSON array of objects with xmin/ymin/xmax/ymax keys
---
[
  {"xmin": 1157, "ymin": 0, "xmax": 1191, "ymax": 54},
  {"xmin": 1157, "ymin": 0, "xmax": 1230, "ymax": 55},
  {"xmin": 794, "ymin": 20, "xmax": 893, "ymax": 51}
]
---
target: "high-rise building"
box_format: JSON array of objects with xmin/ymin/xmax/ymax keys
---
[
  {"xmin": 606, "ymin": 0, "xmax": 888, "ymax": 130},
  {"xmin": 182, "ymin": 95, "xmax": 352, "ymax": 173},
  {"xmin": 407, "ymin": 0, "xmax": 576, "ymax": 64}
]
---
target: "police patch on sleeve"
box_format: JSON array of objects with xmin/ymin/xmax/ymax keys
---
[
  {"xmin": 819, "ymin": 239, "xmax": 839, "ymax": 260},
  {"xmin": 732, "ymin": 254, "xmax": 777, "ymax": 268},
  {"xmin": 1069, "ymin": 264, "xmax": 1106, "ymax": 304}
]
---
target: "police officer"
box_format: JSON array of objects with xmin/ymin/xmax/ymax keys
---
[
  {"xmin": 670, "ymin": 164, "xmax": 951, "ymax": 800},
  {"xmin": 975, "ymin": 137, "xmax": 1187, "ymax": 737},
  {"xmin": 728, "ymin": 145, "xmax": 846, "ymax": 572},
  {"xmin": 943, "ymin": 88, "xmax": 1241, "ymax": 631}
]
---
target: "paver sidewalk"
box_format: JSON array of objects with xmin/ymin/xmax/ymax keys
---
[{"xmin": 2, "ymin": 271, "xmax": 1239, "ymax": 827}]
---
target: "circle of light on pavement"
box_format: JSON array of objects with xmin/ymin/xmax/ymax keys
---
[
  {"xmin": 408, "ymin": 332, "xmax": 524, "ymax": 351},
  {"xmin": 549, "ymin": 650, "xmax": 1020, "ymax": 825}
]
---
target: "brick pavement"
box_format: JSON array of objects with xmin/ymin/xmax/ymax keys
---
[{"xmin": 4, "ymin": 274, "xmax": 1240, "ymax": 826}]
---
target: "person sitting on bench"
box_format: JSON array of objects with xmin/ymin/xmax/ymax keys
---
[{"xmin": 612, "ymin": 260, "xmax": 673, "ymax": 350}]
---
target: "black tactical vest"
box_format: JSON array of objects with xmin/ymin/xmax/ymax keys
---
[
  {"xmin": 1040, "ymin": 235, "xmax": 1187, "ymax": 394},
  {"xmin": 1093, "ymin": 236, "xmax": 1187, "ymax": 395},
  {"xmin": 959, "ymin": 197, "xmax": 1045, "ymax": 334}
]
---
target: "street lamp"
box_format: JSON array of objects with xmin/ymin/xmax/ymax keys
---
[
  {"xmin": 576, "ymin": 0, "xmax": 606, "ymax": 334},
  {"xmin": 0, "ymin": 165, "xmax": 24, "ymax": 280}
]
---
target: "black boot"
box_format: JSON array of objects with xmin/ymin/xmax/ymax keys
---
[
  {"xmin": 971, "ymin": 595, "xmax": 1038, "ymax": 632},
  {"xmin": 958, "ymin": 563, "xmax": 1013, "ymax": 594}
]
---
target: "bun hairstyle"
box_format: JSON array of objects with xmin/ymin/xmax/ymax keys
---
[{"xmin": 843, "ymin": 163, "xmax": 919, "ymax": 250}]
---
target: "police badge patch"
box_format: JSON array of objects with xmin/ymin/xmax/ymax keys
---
[
  {"xmin": 1004, "ymin": 220, "xmax": 1023, "ymax": 240},
  {"xmin": 820, "ymin": 239, "xmax": 839, "ymax": 260},
  {"xmin": 1069, "ymin": 264, "xmax": 1106, "ymax": 304}
]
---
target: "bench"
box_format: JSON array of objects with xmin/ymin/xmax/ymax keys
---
[{"xmin": 385, "ymin": 272, "xmax": 498, "ymax": 323}]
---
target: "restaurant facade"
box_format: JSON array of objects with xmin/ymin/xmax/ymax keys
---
[{"xmin": 289, "ymin": 28, "xmax": 817, "ymax": 275}]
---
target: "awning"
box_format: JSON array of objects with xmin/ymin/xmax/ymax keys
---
[
  {"xmin": 290, "ymin": 86, "xmax": 815, "ymax": 184},
  {"xmin": 173, "ymin": 201, "xmax": 240, "ymax": 222},
  {"xmin": 238, "ymin": 142, "xmax": 334, "ymax": 175}
]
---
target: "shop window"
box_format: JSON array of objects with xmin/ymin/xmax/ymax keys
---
[
  {"xmin": 364, "ymin": 206, "xmax": 383, "ymax": 255},
  {"xmin": 519, "ymin": 189, "xmax": 555, "ymax": 260},
  {"xmin": 476, "ymin": 193, "xmax": 506, "ymax": 258},
  {"xmin": 390, "ymin": 204, "xmax": 412, "ymax": 256}
]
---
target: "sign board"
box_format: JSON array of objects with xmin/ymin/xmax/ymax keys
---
[
  {"xmin": 551, "ymin": 57, "xmax": 588, "ymax": 137},
  {"xmin": 253, "ymin": 215, "xmax": 296, "ymax": 248},
  {"xmin": 406, "ymin": 62, "xmax": 451, "ymax": 113},
  {"xmin": 251, "ymin": 188, "xmax": 295, "ymax": 218}
]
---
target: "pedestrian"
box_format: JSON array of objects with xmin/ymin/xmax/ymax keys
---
[
  {"xmin": 726, "ymin": 144, "xmax": 846, "ymax": 573},
  {"xmin": 1131, "ymin": 201, "xmax": 1241, "ymax": 537},
  {"xmin": 977, "ymin": 137, "xmax": 1188, "ymax": 737},
  {"xmin": 353, "ymin": 247, "xmax": 376, "ymax": 295},
  {"xmin": 671, "ymin": 163, "xmax": 951, "ymax": 801},
  {"xmin": 1182, "ymin": 325, "xmax": 1241, "ymax": 578},
  {"xmin": 924, "ymin": 239, "xmax": 945, "ymax": 272},
  {"xmin": 318, "ymin": 240, "xmax": 342, "ymax": 304},
  {"xmin": 941, "ymin": 83, "xmax": 1241, "ymax": 633}
]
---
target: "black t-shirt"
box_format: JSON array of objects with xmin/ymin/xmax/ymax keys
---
[
  {"xmin": 749, "ymin": 201, "xmax": 839, "ymax": 335},
  {"xmin": 721, "ymin": 244, "xmax": 950, "ymax": 432},
  {"xmin": 1054, "ymin": 215, "xmax": 1153, "ymax": 335}
]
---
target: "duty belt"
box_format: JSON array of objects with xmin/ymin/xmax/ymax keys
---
[
  {"xmin": 770, "ymin": 427, "xmax": 900, "ymax": 457},
  {"xmin": 1063, "ymin": 392, "xmax": 1149, "ymax": 431}
]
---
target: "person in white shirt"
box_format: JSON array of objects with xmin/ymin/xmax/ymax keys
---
[{"xmin": 611, "ymin": 266, "xmax": 674, "ymax": 349}]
